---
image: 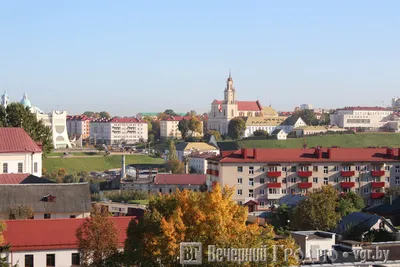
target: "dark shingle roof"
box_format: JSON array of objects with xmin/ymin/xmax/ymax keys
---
[
  {"xmin": 281, "ymin": 115, "xmax": 301, "ymax": 126},
  {"xmin": 0, "ymin": 183, "xmax": 91, "ymax": 213},
  {"xmin": 271, "ymin": 128, "xmax": 284, "ymax": 135},
  {"xmin": 334, "ymin": 212, "xmax": 396, "ymax": 234},
  {"xmin": 364, "ymin": 197, "xmax": 400, "ymax": 215},
  {"xmin": 216, "ymin": 141, "xmax": 239, "ymax": 151}
]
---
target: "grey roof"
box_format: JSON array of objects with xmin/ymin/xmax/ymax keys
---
[
  {"xmin": 364, "ymin": 197, "xmax": 400, "ymax": 215},
  {"xmin": 281, "ymin": 115, "xmax": 302, "ymax": 126},
  {"xmin": 334, "ymin": 212, "xmax": 388, "ymax": 234},
  {"xmin": 175, "ymin": 142, "xmax": 189, "ymax": 151},
  {"xmin": 0, "ymin": 183, "xmax": 91, "ymax": 213},
  {"xmin": 216, "ymin": 141, "xmax": 239, "ymax": 151},
  {"xmin": 271, "ymin": 128, "xmax": 284, "ymax": 135},
  {"xmin": 278, "ymin": 194, "xmax": 306, "ymax": 206}
]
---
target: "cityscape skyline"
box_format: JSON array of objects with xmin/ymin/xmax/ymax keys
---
[{"xmin": 0, "ymin": 0, "xmax": 399, "ymax": 116}]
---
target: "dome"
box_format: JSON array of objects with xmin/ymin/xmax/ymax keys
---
[{"xmin": 20, "ymin": 93, "xmax": 32, "ymax": 108}]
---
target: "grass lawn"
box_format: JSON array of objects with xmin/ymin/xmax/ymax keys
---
[
  {"xmin": 239, "ymin": 133, "xmax": 400, "ymax": 149},
  {"xmin": 43, "ymin": 155, "xmax": 165, "ymax": 173}
]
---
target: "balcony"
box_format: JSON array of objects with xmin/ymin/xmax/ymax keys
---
[
  {"xmin": 267, "ymin": 171, "xmax": 282, "ymax": 178},
  {"xmin": 341, "ymin": 171, "xmax": 355, "ymax": 177},
  {"xmin": 267, "ymin": 193, "xmax": 285, "ymax": 200},
  {"xmin": 298, "ymin": 182, "xmax": 312, "ymax": 189},
  {"xmin": 371, "ymin": 170, "xmax": 385, "ymax": 177},
  {"xmin": 211, "ymin": 170, "xmax": 219, "ymax": 177},
  {"xmin": 371, "ymin": 192, "xmax": 385, "ymax": 199},
  {"xmin": 371, "ymin": 182, "xmax": 385, "ymax": 188},
  {"xmin": 297, "ymin": 171, "xmax": 312, "ymax": 177},
  {"xmin": 340, "ymin": 182, "xmax": 355, "ymax": 188},
  {"xmin": 266, "ymin": 183, "xmax": 281, "ymax": 188}
]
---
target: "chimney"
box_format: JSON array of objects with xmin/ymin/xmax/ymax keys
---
[
  {"xmin": 242, "ymin": 148, "xmax": 248, "ymax": 159},
  {"xmin": 253, "ymin": 148, "xmax": 258, "ymax": 160},
  {"xmin": 315, "ymin": 147, "xmax": 322, "ymax": 159},
  {"xmin": 327, "ymin": 148, "xmax": 331, "ymax": 159},
  {"xmin": 387, "ymin": 147, "xmax": 394, "ymax": 157}
]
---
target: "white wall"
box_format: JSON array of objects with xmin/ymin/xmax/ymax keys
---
[
  {"xmin": 0, "ymin": 152, "xmax": 42, "ymax": 177},
  {"xmin": 5, "ymin": 249, "xmax": 79, "ymax": 267},
  {"xmin": 189, "ymin": 157, "xmax": 207, "ymax": 174}
]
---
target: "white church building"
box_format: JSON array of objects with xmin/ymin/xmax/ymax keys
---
[
  {"xmin": 208, "ymin": 73, "xmax": 264, "ymax": 135},
  {"xmin": 1, "ymin": 92, "xmax": 71, "ymax": 149}
]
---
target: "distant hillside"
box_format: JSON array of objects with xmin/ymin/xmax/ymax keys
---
[{"xmin": 238, "ymin": 133, "xmax": 400, "ymax": 149}]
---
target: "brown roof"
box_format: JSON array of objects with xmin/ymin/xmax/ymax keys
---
[
  {"xmin": 0, "ymin": 174, "xmax": 54, "ymax": 184},
  {"xmin": 0, "ymin": 128, "xmax": 42, "ymax": 153},
  {"xmin": 154, "ymin": 174, "xmax": 206, "ymax": 185}
]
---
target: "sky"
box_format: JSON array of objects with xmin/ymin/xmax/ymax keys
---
[{"xmin": 0, "ymin": 0, "xmax": 399, "ymax": 116}]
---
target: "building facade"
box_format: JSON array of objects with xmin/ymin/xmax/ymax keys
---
[
  {"xmin": 90, "ymin": 117, "xmax": 148, "ymax": 145},
  {"xmin": 35, "ymin": 111, "xmax": 72, "ymax": 149},
  {"xmin": 188, "ymin": 152, "xmax": 218, "ymax": 174},
  {"xmin": 160, "ymin": 116, "xmax": 204, "ymax": 139},
  {"xmin": 66, "ymin": 115, "xmax": 92, "ymax": 139},
  {"xmin": 208, "ymin": 74, "xmax": 263, "ymax": 135},
  {"xmin": 207, "ymin": 147, "xmax": 400, "ymax": 212},
  {"xmin": 330, "ymin": 107, "xmax": 393, "ymax": 130},
  {"xmin": 0, "ymin": 128, "xmax": 43, "ymax": 177}
]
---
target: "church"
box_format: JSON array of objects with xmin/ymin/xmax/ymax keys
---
[
  {"xmin": 207, "ymin": 73, "xmax": 265, "ymax": 135},
  {"xmin": 1, "ymin": 92, "xmax": 71, "ymax": 149}
]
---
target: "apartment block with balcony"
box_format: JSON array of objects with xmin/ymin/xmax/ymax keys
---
[
  {"xmin": 66, "ymin": 115, "xmax": 92, "ymax": 139},
  {"xmin": 206, "ymin": 147, "xmax": 400, "ymax": 212}
]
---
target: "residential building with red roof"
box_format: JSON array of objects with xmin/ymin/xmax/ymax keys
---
[
  {"xmin": 188, "ymin": 152, "xmax": 219, "ymax": 174},
  {"xmin": 330, "ymin": 106, "xmax": 393, "ymax": 130},
  {"xmin": 208, "ymin": 73, "xmax": 265, "ymax": 135},
  {"xmin": 160, "ymin": 116, "xmax": 204, "ymax": 139},
  {"xmin": 153, "ymin": 173, "xmax": 206, "ymax": 194},
  {"xmin": 90, "ymin": 117, "xmax": 148, "ymax": 145},
  {"xmin": 0, "ymin": 128, "xmax": 43, "ymax": 177},
  {"xmin": 66, "ymin": 115, "xmax": 92, "ymax": 139},
  {"xmin": 2, "ymin": 217, "xmax": 134, "ymax": 267},
  {"xmin": 207, "ymin": 147, "xmax": 400, "ymax": 211}
]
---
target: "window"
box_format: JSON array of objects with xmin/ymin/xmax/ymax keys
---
[
  {"xmin": 343, "ymin": 166, "xmax": 351, "ymax": 171},
  {"xmin": 385, "ymin": 165, "xmax": 390, "ymax": 171},
  {"xmin": 290, "ymin": 166, "xmax": 296, "ymax": 172},
  {"xmin": 2, "ymin": 163, "xmax": 7, "ymax": 174},
  {"xmin": 237, "ymin": 178, "xmax": 242, "ymax": 184},
  {"xmin": 363, "ymin": 187, "xmax": 370, "ymax": 194},
  {"xmin": 259, "ymin": 201, "xmax": 265, "ymax": 207},
  {"xmin": 291, "ymin": 188, "xmax": 296, "ymax": 194},
  {"xmin": 323, "ymin": 166, "xmax": 328, "ymax": 174},
  {"xmin": 249, "ymin": 178, "xmax": 254, "ymax": 186},
  {"xmin": 70, "ymin": 215, "xmax": 76, "ymax": 218},
  {"xmin": 260, "ymin": 167, "xmax": 265, "ymax": 172},
  {"xmin": 282, "ymin": 166, "xmax": 287, "ymax": 172},
  {"xmin": 249, "ymin": 189, "xmax": 254, "ymax": 197},
  {"xmin": 290, "ymin": 177, "xmax": 296, "ymax": 183},
  {"xmin": 313, "ymin": 166, "xmax": 318, "ymax": 172},
  {"xmin": 269, "ymin": 166, "xmax": 277, "ymax": 172},
  {"xmin": 334, "ymin": 177, "xmax": 339, "ymax": 183},
  {"xmin": 268, "ymin": 188, "xmax": 279, "ymax": 194},
  {"xmin": 343, "ymin": 188, "xmax": 350, "ymax": 193},
  {"xmin": 300, "ymin": 189, "xmax": 307, "ymax": 195},
  {"xmin": 323, "ymin": 178, "xmax": 328, "ymax": 185},
  {"xmin": 169, "ymin": 188, "xmax": 172, "ymax": 193},
  {"xmin": 386, "ymin": 177, "xmax": 390, "ymax": 183},
  {"xmin": 396, "ymin": 166, "xmax": 400, "ymax": 174},
  {"xmin": 249, "ymin": 167, "xmax": 254, "ymax": 175},
  {"xmin": 355, "ymin": 188, "xmax": 360, "ymax": 193},
  {"xmin": 344, "ymin": 177, "xmax": 351, "ymax": 182},
  {"xmin": 34, "ymin": 162, "xmax": 38, "ymax": 173},
  {"xmin": 312, "ymin": 177, "xmax": 318, "ymax": 183},
  {"xmin": 237, "ymin": 166, "xmax": 243, "ymax": 172},
  {"xmin": 282, "ymin": 178, "xmax": 287, "ymax": 183},
  {"xmin": 363, "ymin": 176, "xmax": 369, "ymax": 182},
  {"xmin": 300, "ymin": 166, "xmax": 309, "ymax": 171},
  {"xmin": 281, "ymin": 189, "xmax": 287, "ymax": 194},
  {"xmin": 259, "ymin": 189, "xmax": 265, "ymax": 195},
  {"xmin": 18, "ymin": 162, "xmax": 23, "ymax": 173},
  {"xmin": 355, "ymin": 165, "xmax": 361, "ymax": 171},
  {"xmin": 333, "ymin": 166, "xmax": 339, "ymax": 172},
  {"xmin": 269, "ymin": 177, "xmax": 277, "ymax": 183},
  {"xmin": 159, "ymin": 188, "xmax": 162, "ymax": 193},
  {"xmin": 44, "ymin": 213, "xmax": 51, "ymax": 219},
  {"xmin": 259, "ymin": 178, "xmax": 265, "ymax": 184},
  {"xmin": 25, "ymin": 255, "xmax": 34, "ymax": 267},
  {"xmin": 237, "ymin": 189, "xmax": 242, "ymax": 196},
  {"xmin": 237, "ymin": 201, "xmax": 243, "ymax": 205},
  {"xmin": 46, "ymin": 254, "xmax": 55, "ymax": 267},
  {"xmin": 396, "ymin": 177, "xmax": 400, "ymax": 185},
  {"xmin": 72, "ymin": 253, "xmax": 80, "ymax": 266}
]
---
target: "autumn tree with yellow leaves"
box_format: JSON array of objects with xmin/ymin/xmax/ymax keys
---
[{"xmin": 124, "ymin": 184, "xmax": 298, "ymax": 266}]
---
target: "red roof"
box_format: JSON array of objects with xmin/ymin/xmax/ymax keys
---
[
  {"xmin": 237, "ymin": 100, "xmax": 262, "ymax": 111},
  {"xmin": 338, "ymin": 106, "xmax": 390, "ymax": 111},
  {"xmin": 91, "ymin": 117, "xmax": 146, "ymax": 123},
  {"xmin": 215, "ymin": 147, "xmax": 400, "ymax": 163},
  {"xmin": 3, "ymin": 217, "xmax": 134, "ymax": 252},
  {"xmin": 67, "ymin": 115, "xmax": 92, "ymax": 121},
  {"xmin": 154, "ymin": 174, "xmax": 206, "ymax": 185},
  {"xmin": 0, "ymin": 128, "xmax": 42, "ymax": 153},
  {"xmin": 0, "ymin": 174, "xmax": 31, "ymax": 184}
]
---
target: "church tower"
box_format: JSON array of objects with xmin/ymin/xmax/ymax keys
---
[
  {"xmin": 224, "ymin": 70, "xmax": 236, "ymax": 104},
  {"xmin": 1, "ymin": 91, "xmax": 9, "ymax": 108}
]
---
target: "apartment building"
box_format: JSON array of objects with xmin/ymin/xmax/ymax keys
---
[
  {"xmin": 90, "ymin": 117, "xmax": 148, "ymax": 145},
  {"xmin": 330, "ymin": 106, "xmax": 393, "ymax": 130},
  {"xmin": 66, "ymin": 115, "xmax": 92, "ymax": 139},
  {"xmin": 160, "ymin": 116, "xmax": 203, "ymax": 139},
  {"xmin": 207, "ymin": 147, "xmax": 400, "ymax": 212}
]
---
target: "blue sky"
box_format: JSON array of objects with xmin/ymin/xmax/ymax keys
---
[{"xmin": 0, "ymin": 0, "xmax": 399, "ymax": 116}]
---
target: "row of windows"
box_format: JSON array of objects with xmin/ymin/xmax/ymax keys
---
[
  {"xmin": 23, "ymin": 253, "xmax": 80, "ymax": 267},
  {"xmin": 2, "ymin": 162, "xmax": 38, "ymax": 173},
  {"xmin": 236, "ymin": 176, "xmax": 394, "ymax": 185},
  {"xmin": 236, "ymin": 165, "xmax": 394, "ymax": 174}
]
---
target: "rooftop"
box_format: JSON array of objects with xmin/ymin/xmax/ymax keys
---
[
  {"xmin": 175, "ymin": 142, "xmax": 218, "ymax": 151},
  {"xmin": 338, "ymin": 106, "xmax": 390, "ymax": 111},
  {"xmin": 154, "ymin": 174, "xmax": 206, "ymax": 185},
  {"xmin": 91, "ymin": 117, "xmax": 146, "ymax": 123},
  {"xmin": 0, "ymin": 128, "xmax": 42, "ymax": 153},
  {"xmin": 0, "ymin": 174, "xmax": 54, "ymax": 184},
  {"xmin": 3, "ymin": 217, "xmax": 134, "ymax": 251}
]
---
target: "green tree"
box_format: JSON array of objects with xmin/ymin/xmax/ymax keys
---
[
  {"xmin": 337, "ymin": 192, "xmax": 365, "ymax": 217},
  {"xmin": 150, "ymin": 120, "xmax": 160, "ymax": 139},
  {"xmin": 63, "ymin": 174, "xmax": 78, "ymax": 183},
  {"xmin": 291, "ymin": 185, "xmax": 341, "ymax": 231},
  {"xmin": 148, "ymin": 133, "xmax": 155, "ymax": 142},
  {"xmin": 177, "ymin": 119, "xmax": 190, "ymax": 139},
  {"xmin": 227, "ymin": 117, "xmax": 246, "ymax": 140},
  {"xmin": 295, "ymin": 110, "xmax": 318, "ymax": 125},
  {"xmin": 186, "ymin": 110, "xmax": 197, "ymax": 116},
  {"xmin": 8, "ymin": 205, "xmax": 34, "ymax": 220},
  {"xmin": 253, "ymin": 129, "xmax": 269, "ymax": 138},
  {"xmin": 99, "ymin": 111, "xmax": 111, "ymax": 118},
  {"xmin": 83, "ymin": 111, "xmax": 95, "ymax": 117},
  {"xmin": 164, "ymin": 109, "xmax": 177, "ymax": 116},
  {"xmin": 271, "ymin": 204, "xmax": 293, "ymax": 236},
  {"xmin": 166, "ymin": 158, "xmax": 184, "ymax": 174},
  {"xmin": 167, "ymin": 140, "xmax": 177, "ymax": 161},
  {"xmin": 0, "ymin": 106, "xmax": 6, "ymax": 127},
  {"xmin": 188, "ymin": 116, "xmax": 202, "ymax": 135},
  {"xmin": 76, "ymin": 204, "xmax": 120, "ymax": 267},
  {"xmin": 204, "ymin": 130, "xmax": 222, "ymax": 141},
  {"xmin": 5, "ymin": 103, "xmax": 53, "ymax": 156}
]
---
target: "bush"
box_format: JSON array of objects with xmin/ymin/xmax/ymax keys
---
[{"xmin": 103, "ymin": 190, "xmax": 149, "ymax": 203}]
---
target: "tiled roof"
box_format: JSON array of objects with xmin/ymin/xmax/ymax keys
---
[
  {"xmin": 237, "ymin": 100, "xmax": 262, "ymax": 111},
  {"xmin": 3, "ymin": 217, "xmax": 134, "ymax": 251},
  {"xmin": 67, "ymin": 115, "xmax": 92, "ymax": 121},
  {"xmin": 244, "ymin": 116, "xmax": 287, "ymax": 126},
  {"xmin": 262, "ymin": 106, "xmax": 278, "ymax": 116},
  {"xmin": 0, "ymin": 128, "xmax": 42, "ymax": 153},
  {"xmin": 338, "ymin": 106, "xmax": 390, "ymax": 111},
  {"xmin": 175, "ymin": 142, "xmax": 218, "ymax": 151},
  {"xmin": 294, "ymin": 126, "xmax": 327, "ymax": 131},
  {"xmin": 217, "ymin": 147, "xmax": 400, "ymax": 163},
  {"xmin": 154, "ymin": 174, "xmax": 206, "ymax": 185},
  {"xmin": 0, "ymin": 174, "xmax": 54, "ymax": 184}
]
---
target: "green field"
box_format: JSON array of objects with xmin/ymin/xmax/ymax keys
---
[
  {"xmin": 239, "ymin": 133, "xmax": 400, "ymax": 149},
  {"xmin": 43, "ymin": 155, "xmax": 165, "ymax": 173}
]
